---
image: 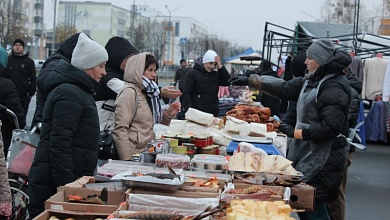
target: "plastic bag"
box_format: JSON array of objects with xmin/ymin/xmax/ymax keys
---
[{"xmin": 8, "ymin": 144, "xmax": 36, "ymax": 176}]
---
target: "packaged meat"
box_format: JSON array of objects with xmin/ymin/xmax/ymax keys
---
[{"xmin": 155, "ymin": 154, "xmax": 191, "ymax": 170}]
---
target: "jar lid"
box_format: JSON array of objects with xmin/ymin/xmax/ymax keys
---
[
  {"xmin": 177, "ymin": 135, "xmax": 192, "ymax": 139},
  {"xmin": 192, "ymin": 135, "xmax": 208, "ymax": 140}
]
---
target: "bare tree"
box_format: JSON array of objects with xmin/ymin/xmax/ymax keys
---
[
  {"xmin": 320, "ymin": 0, "xmax": 356, "ymax": 23},
  {"xmin": 0, "ymin": 0, "xmax": 29, "ymax": 47},
  {"xmin": 146, "ymin": 19, "xmax": 167, "ymax": 64},
  {"xmin": 126, "ymin": 23, "xmax": 148, "ymax": 51},
  {"xmin": 55, "ymin": 22, "xmax": 77, "ymax": 43}
]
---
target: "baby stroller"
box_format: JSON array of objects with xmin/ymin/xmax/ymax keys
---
[{"xmin": 0, "ymin": 104, "xmax": 40, "ymax": 220}]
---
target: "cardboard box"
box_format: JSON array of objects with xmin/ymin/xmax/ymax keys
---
[
  {"xmin": 33, "ymin": 209, "xmax": 108, "ymax": 220},
  {"xmin": 64, "ymin": 176, "xmax": 95, "ymax": 188},
  {"xmin": 45, "ymin": 187, "xmax": 125, "ymax": 214},
  {"xmin": 289, "ymin": 183, "xmax": 316, "ymax": 212},
  {"xmin": 232, "ymin": 179, "xmax": 315, "ymax": 211}
]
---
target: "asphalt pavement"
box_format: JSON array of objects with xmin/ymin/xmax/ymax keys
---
[
  {"xmin": 345, "ymin": 142, "xmax": 390, "ymax": 220},
  {"xmin": 25, "ymin": 92, "xmax": 390, "ymax": 220}
]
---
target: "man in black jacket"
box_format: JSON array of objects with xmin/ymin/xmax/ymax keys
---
[
  {"xmin": 7, "ymin": 39, "xmax": 36, "ymax": 120},
  {"xmin": 182, "ymin": 50, "xmax": 230, "ymax": 117}
]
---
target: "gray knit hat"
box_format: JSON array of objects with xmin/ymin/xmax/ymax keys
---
[
  {"xmin": 71, "ymin": 33, "xmax": 108, "ymax": 70},
  {"xmin": 306, "ymin": 39, "xmax": 335, "ymax": 66}
]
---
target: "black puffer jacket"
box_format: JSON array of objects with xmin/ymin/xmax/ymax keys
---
[
  {"xmin": 346, "ymin": 70, "xmax": 362, "ymax": 129},
  {"xmin": 259, "ymin": 60, "xmax": 281, "ymax": 116},
  {"xmin": 346, "ymin": 70, "xmax": 362, "ymax": 152},
  {"xmin": 257, "ymin": 50, "xmax": 351, "ymax": 201},
  {"xmin": 7, "ymin": 52, "xmax": 36, "ymax": 97},
  {"xmin": 94, "ymin": 65, "xmax": 122, "ymax": 101},
  {"xmin": 182, "ymin": 61, "xmax": 230, "ymax": 117},
  {"xmin": 28, "ymin": 60, "xmax": 100, "ymax": 218},
  {"xmin": 31, "ymin": 33, "xmax": 80, "ymax": 128},
  {"xmin": 0, "ymin": 66, "xmax": 25, "ymax": 154}
]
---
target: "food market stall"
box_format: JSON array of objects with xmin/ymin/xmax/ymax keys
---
[{"xmin": 35, "ymin": 107, "xmax": 315, "ymax": 220}]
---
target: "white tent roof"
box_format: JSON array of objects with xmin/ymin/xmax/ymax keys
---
[{"xmin": 226, "ymin": 52, "xmax": 262, "ymax": 65}]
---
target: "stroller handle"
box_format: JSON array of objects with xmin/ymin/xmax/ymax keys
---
[{"xmin": 0, "ymin": 103, "xmax": 20, "ymax": 129}]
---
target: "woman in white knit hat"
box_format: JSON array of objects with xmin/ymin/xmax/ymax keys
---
[
  {"xmin": 28, "ymin": 33, "xmax": 108, "ymax": 218},
  {"xmin": 182, "ymin": 49, "xmax": 231, "ymax": 116}
]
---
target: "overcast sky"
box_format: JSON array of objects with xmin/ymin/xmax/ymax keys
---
[{"xmin": 49, "ymin": 0, "xmax": 384, "ymax": 51}]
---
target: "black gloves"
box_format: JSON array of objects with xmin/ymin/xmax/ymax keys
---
[
  {"xmin": 278, "ymin": 123, "xmax": 295, "ymax": 138},
  {"xmin": 228, "ymin": 76, "xmax": 249, "ymax": 86}
]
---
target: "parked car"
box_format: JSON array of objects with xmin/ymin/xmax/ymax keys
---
[{"xmin": 33, "ymin": 59, "xmax": 45, "ymax": 74}]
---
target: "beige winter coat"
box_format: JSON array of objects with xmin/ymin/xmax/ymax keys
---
[
  {"xmin": 113, "ymin": 52, "xmax": 155, "ymax": 160},
  {"xmin": 0, "ymin": 121, "xmax": 12, "ymax": 217}
]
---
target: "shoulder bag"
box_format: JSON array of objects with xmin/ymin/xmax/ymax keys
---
[{"xmin": 98, "ymin": 87, "xmax": 138, "ymax": 160}]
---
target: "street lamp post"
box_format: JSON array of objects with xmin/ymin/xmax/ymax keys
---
[
  {"xmin": 27, "ymin": 42, "xmax": 31, "ymax": 57},
  {"xmin": 52, "ymin": 0, "xmax": 57, "ymax": 55},
  {"xmin": 165, "ymin": 5, "xmax": 180, "ymax": 66}
]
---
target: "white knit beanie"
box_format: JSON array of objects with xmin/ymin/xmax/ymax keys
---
[
  {"xmin": 202, "ymin": 50, "xmax": 218, "ymax": 63},
  {"xmin": 71, "ymin": 33, "xmax": 108, "ymax": 70}
]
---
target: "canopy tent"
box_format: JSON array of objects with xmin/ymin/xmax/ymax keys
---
[
  {"xmin": 223, "ymin": 47, "xmax": 256, "ymax": 63},
  {"xmin": 223, "ymin": 47, "xmax": 262, "ymax": 65},
  {"xmin": 226, "ymin": 52, "xmax": 262, "ymax": 65}
]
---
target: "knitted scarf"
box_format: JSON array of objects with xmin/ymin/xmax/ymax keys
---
[{"xmin": 142, "ymin": 76, "xmax": 161, "ymax": 124}]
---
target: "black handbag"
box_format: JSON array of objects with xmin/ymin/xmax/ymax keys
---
[
  {"xmin": 98, "ymin": 130, "xmax": 119, "ymax": 160},
  {"xmin": 98, "ymin": 87, "xmax": 138, "ymax": 160}
]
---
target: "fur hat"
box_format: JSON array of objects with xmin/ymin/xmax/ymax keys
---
[
  {"xmin": 306, "ymin": 39, "xmax": 335, "ymax": 66},
  {"xmin": 71, "ymin": 33, "xmax": 108, "ymax": 70},
  {"xmin": 291, "ymin": 53, "xmax": 307, "ymax": 77},
  {"xmin": 13, "ymin": 39, "xmax": 25, "ymax": 47},
  {"xmin": 202, "ymin": 50, "xmax": 217, "ymax": 63},
  {"xmin": 105, "ymin": 36, "xmax": 139, "ymax": 72}
]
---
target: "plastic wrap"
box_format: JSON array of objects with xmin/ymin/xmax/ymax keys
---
[
  {"xmin": 155, "ymin": 154, "xmax": 190, "ymax": 169},
  {"xmin": 127, "ymin": 193, "xmax": 219, "ymax": 216}
]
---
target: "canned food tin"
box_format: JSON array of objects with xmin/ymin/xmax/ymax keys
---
[
  {"xmin": 207, "ymin": 135, "xmax": 214, "ymax": 146},
  {"xmin": 140, "ymin": 152, "xmax": 157, "ymax": 163},
  {"xmin": 184, "ymin": 143, "xmax": 196, "ymax": 159},
  {"xmin": 164, "ymin": 138, "xmax": 179, "ymax": 147},
  {"xmin": 176, "ymin": 134, "xmax": 192, "ymax": 146},
  {"xmin": 171, "ymin": 146, "xmax": 187, "ymax": 154},
  {"xmin": 150, "ymin": 139, "xmax": 169, "ymax": 153},
  {"xmin": 191, "ymin": 135, "xmax": 208, "ymax": 148}
]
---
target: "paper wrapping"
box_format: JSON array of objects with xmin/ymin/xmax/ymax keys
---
[
  {"xmin": 168, "ymin": 119, "xmax": 187, "ymax": 134},
  {"xmin": 185, "ymin": 108, "xmax": 214, "ymax": 127},
  {"xmin": 185, "ymin": 121, "xmax": 211, "ymax": 134},
  {"xmin": 239, "ymin": 123, "xmax": 267, "ymax": 137},
  {"xmin": 224, "ymin": 116, "xmax": 248, "ymax": 133}
]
